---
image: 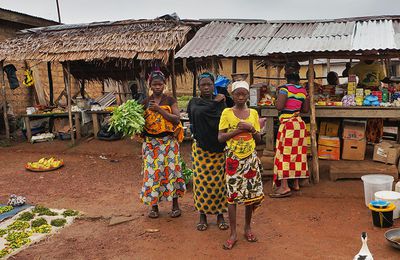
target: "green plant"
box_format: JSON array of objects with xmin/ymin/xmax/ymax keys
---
[
  {"xmin": 180, "ymin": 159, "xmax": 193, "ymax": 184},
  {"xmin": 109, "ymin": 100, "xmax": 145, "ymax": 136},
  {"xmin": 31, "ymin": 218, "xmax": 47, "ymax": 228},
  {"xmin": 177, "ymin": 95, "xmax": 192, "ymax": 110},
  {"xmin": 0, "ymin": 205, "xmax": 13, "ymax": 214},
  {"xmin": 17, "ymin": 212, "xmax": 35, "ymax": 221},
  {"xmin": 5, "ymin": 231, "xmax": 31, "ymax": 249},
  {"xmin": 50, "ymin": 218, "xmax": 67, "ymax": 227},
  {"xmin": 7, "ymin": 220, "xmax": 30, "ymax": 231},
  {"xmin": 62, "ymin": 209, "xmax": 79, "ymax": 217},
  {"xmin": 32, "ymin": 205, "xmax": 58, "ymax": 216},
  {"xmin": 0, "ymin": 248, "xmax": 10, "ymax": 258},
  {"xmin": 32, "ymin": 224, "xmax": 52, "ymax": 234}
]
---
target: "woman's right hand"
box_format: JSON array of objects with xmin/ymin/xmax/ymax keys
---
[{"xmin": 237, "ymin": 121, "xmax": 253, "ymax": 132}]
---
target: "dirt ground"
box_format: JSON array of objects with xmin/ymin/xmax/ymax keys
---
[{"xmin": 0, "ymin": 139, "xmax": 399, "ymax": 260}]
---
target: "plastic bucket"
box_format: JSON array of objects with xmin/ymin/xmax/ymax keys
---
[
  {"xmin": 361, "ymin": 174, "xmax": 394, "ymax": 207},
  {"xmin": 368, "ymin": 203, "xmax": 395, "ymax": 228},
  {"xmin": 375, "ymin": 191, "xmax": 400, "ymax": 219}
]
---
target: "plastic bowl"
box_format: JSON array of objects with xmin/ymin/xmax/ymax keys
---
[{"xmin": 385, "ymin": 228, "xmax": 400, "ymax": 250}]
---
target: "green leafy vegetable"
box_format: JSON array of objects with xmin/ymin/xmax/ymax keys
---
[
  {"xmin": 6, "ymin": 231, "xmax": 31, "ymax": 249},
  {"xmin": 180, "ymin": 159, "xmax": 193, "ymax": 185},
  {"xmin": 62, "ymin": 209, "xmax": 79, "ymax": 217},
  {"xmin": 0, "ymin": 248, "xmax": 10, "ymax": 258},
  {"xmin": 31, "ymin": 218, "xmax": 47, "ymax": 228},
  {"xmin": 0, "ymin": 205, "xmax": 13, "ymax": 214},
  {"xmin": 7, "ymin": 220, "xmax": 30, "ymax": 231},
  {"xmin": 50, "ymin": 218, "xmax": 67, "ymax": 227},
  {"xmin": 0, "ymin": 228, "xmax": 7, "ymax": 237},
  {"xmin": 17, "ymin": 212, "xmax": 35, "ymax": 221},
  {"xmin": 32, "ymin": 224, "xmax": 52, "ymax": 234},
  {"xmin": 32, "ymin": 205, "xmax": 58, "ymax": 216},
  {"xmin": 109, "ymin": 100, "xmax": 145, "ymax": 136}
]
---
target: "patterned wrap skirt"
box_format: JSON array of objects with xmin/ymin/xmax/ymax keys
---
[
  {"xmin": 225, "ymin": 149, "xmax": 264, "ymax": 209},
  {"xmin": 273, "ymin": 116, "xmax": 309, "ymax": 185},
  {"xmin": 140, "ymin": 136, "xmax": 186, "ymax": 206},
  {"xmin": 192, "ymin": 142, "xmax": 227, "ymax": 214}
]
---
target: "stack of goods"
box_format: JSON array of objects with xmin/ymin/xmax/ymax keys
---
[
  {"xmin": 355, "ymin": 88, "xmax": 364, "ymax": 106},
  {"xmin": 318, "ymin": 120, "xmax": 341, "ymax": 160},
  {"xmin": 342, "ymin": 120, "xmax": 367, "ymax": 160}
]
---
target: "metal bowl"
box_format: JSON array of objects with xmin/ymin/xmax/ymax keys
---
[{"xmin": 384, "ymin": 228, "xmax": 400, "ymax": 250}]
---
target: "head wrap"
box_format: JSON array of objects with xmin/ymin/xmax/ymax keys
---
[
  {"xmin": 149, "ymin": 71, "xmax": 166, "ymax": 84},
  {"xmin": 198, "ymin": 72, "xmax": 215, "ymax": 85},
  {"xmin": 232, "ymin": 81, "xmax": 249, "ymax": 92}
]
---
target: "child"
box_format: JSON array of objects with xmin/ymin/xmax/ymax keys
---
[{"xmin": 218, "ymin": 81, "xmax": 264, "ymax": 250}]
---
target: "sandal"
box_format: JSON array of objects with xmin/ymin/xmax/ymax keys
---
[
  {"xmin": 170, "ymin": 209, "xmax": 181, "ymax": 218},
  {"xmin": 196, "ymin": 223, "xmax": 208, "ymax": 231},
  {"xmin": 218, "ymin": 221, "xmax": 229, "ymax": 230},
  {"xmin": 148, "ymin": 209, "xmax": 159, "ymax": 219},
  {"xmin": 268, "ymin": 190, "xmax": 292, "ymax": 198},
  {"xmin": 244, "ymin": 232, "xmax": 258, "ymax": 242},
  {"xmin": 222, "ymin": 239, "xmax": 237, "ymax": 250}
]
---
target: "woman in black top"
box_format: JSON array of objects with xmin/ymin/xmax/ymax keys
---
[{"xmin": 187, "ymin": 72, "xmax": 229, "ymax": 231}]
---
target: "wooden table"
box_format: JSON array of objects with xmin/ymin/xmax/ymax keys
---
[
  {"xmin": 21, "ymin": 112, "xmax": 81, "ymax": 142},
  {"xmin": 87, "ymin": 111, "xmax": 112, "ymax": 139},
  {"xmin": 257, "ymin": 106, "xmax": 400, "ymax": 151}
]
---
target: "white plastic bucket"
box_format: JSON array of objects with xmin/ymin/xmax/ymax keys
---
[
  {"xmin": 375, "ymin": 191, "xmax": 400, "ymax": 219},
  {"xmin": 361, "ymin": 174, "xmax": 394, "ymax": 207}
]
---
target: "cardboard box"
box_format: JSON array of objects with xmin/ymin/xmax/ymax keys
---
[
  {"xmin": 320, "ymin": 121, "xmax": 340, "ymax": 137},
  {"xmin": 342, "ymin": 139, "xmax": 366, "ymax": 160},
  {"xmin": 342, "ymin": 120, "xmax": 366, "ymax": 140},
  {"xmin": 373, "ymin": 142, "xmax": 400, "ymax": 165},
  {"xmin": 318, "ymin": 136, "xmax": 340, "ymax": 160}
]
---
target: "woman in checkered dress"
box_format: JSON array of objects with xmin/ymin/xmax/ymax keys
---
[{"xmin": 270, "ymin": 71, "xmax": 310, "ymax": 198}]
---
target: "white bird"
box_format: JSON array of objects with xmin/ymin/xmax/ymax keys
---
[{"xmin": 354, "ymin": 232, "xmax": 373, "ymax": 260}]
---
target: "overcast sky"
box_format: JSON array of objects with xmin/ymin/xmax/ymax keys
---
[{"xmin": 1, "ymin": 0, "xmax": 400, "ymax": 24}]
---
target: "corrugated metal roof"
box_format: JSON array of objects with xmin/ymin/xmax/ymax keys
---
[{"xmin": 176, "ymin": 17, "xmax": 400, "ymax": 58}]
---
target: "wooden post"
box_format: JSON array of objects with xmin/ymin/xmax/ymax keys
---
[
  {"xmin": 308, "ymin": 58, "xmax": 319, "ymax": 184},
  {"xmin": 212, "ymin": 57, "xmax": 218, "ymax": 76},
  {"xmin": 249, "ymin": 59, "xmax": 254, "ymax": 85},
  {"xmin": 192, "ymin": 68, "xmax": 197, "ymax": 97},
  {"xmin": 0, "ymin": 61, "xmax": 10, "ymax": 139},
  {"xmin": 265, "ymin": 61, "xmax": 270, "ymax": 85},
  {"xmin": 47, "ymin": 62, "xmax": 54, "ymax": 106},
  {"xmin": 62, "ymin": 62, "xmax": 75, "ymax": 145},
  {"xmin": 170, "ymin": 50, "xmax": 177, "ymax": 99},
  {"xmin": 232, "ymin": 58, "xmax": 237, "ymax": 74}
]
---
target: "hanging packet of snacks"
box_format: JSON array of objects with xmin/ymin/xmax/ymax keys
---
[{"xmin": 23, "ymin": 69, "xmax": 34, "ymax": 87}]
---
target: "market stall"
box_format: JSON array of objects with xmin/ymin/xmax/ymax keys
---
[{"xmin": 0, "ymin": 18, "xmax": 203, "ymax": 144}]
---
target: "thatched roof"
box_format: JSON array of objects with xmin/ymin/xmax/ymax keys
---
[{"xmin": 0, "ymin": 19, "xmax": 197, "ymax": 63}]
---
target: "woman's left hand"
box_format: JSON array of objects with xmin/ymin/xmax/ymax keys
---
[
  {"xmin": 148, "ymin": 101, "xmax": 161, "ymax": 112},
  {"xmin": 237, "ymin": 121, "xmax": 253, "ymax": 132},
  {"xmin": 214, "ymin": 94, "xmax": 226, "ymax": 103}
]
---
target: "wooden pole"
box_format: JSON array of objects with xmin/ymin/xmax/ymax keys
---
[
  {"xmin": 232, "ymin": 58, "xmax": 237, "ymax": 74},
  {"xmin": 308, "ymin": 58, "xmax": 319, "ymax": 184},
  {"xmin": 0, "ymin": 61, "xmax": 10, "ymax": 139},
  {"xmin": 265, "ymin": 61, "xmax": 270, "ymax": 85},
  {"xmin": 56, "ymin": 0, "xmax": 62, "ymax": 23},
  {"xmin": 249, "ymin": 59, "xmax": 254, "ymax": 85},
  {"xmin": 212, "ymin": 57, "xmax": 218, "ymax": 76},
  {"xmin": 63, "ymin": 62, "xmax": 75, "ymax": 145},
  {"xmin": 192, "ymin": 66, "xmax": 197, "ymax": 97},
  {"xmin": 47, "ymin": 62, "xmax": 54, "ymax": 106},
  {"xmin": 327, "ymin": 58, "xmax": 331, "ymax": 73},
  {"xmin": 170, "ymin": 50, "xmax": 177, "ymax": 99}
]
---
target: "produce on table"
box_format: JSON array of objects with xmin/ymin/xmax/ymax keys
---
[
  {"xmin": 7, "ymin": 220, "xmax": 30, "ymax": 231},
  {"xmin": 32, "ymin": 205, "xmax": 58, "ymax": 216},
  {"xmin": 26, "ymin": 157, "xmax": 63, "ymax": 171},
  {"xmin": 5, "ymin": 231, "xmax": 32, "ymax": 249},
  {"xmin": 31, "ymin": 217, "xmax": 48, "ymax": 228},
  {"xmin": 62, "ymin": 209, "xmax": 79, "ymax": 217},
  {"xmin": 0, "ymin": 205, "xmax": 13, "ymax": 214},
  {"xmin": 50, "ymin": 218, "xmax": 67, "ymax": 227},
  {"xmin": 17, "ymin": 212, "xmax": 34, "ymax": 221},
  {"xmin": 32, "ymin": 224, "xmax": 52, "ymax": 234},
  {"xmin": 109, "ymin": 100, "xmax": 145, "ymax": 136}
]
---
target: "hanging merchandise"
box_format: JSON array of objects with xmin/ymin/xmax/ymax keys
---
[
  {"xmin": 4, "ymin": 64, "xmax": 19, "ymax": 90},
  {"xmin": 23, "ymin": 69, "xmax": 34, "ymax": 87}
]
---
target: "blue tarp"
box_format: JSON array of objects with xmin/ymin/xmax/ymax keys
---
[{"xmin": 0, "ymin": 204, "xmax": 31, "ymax": 222}]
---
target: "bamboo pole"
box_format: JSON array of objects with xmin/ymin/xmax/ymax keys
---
[
  {"xmin": 47, "ymin": 62, "xmax": 54, "ymax": 106},
  {"xmin": 0, "ymin": 61, "xmax": 10, "ymax": 139},
  {"xmin": 249, "ymin": 59, "xmax": 254, "ymax": 85},
  {"xmin": 62, "ymin": 62, "xmax": 75, "ymax": 146},
  {"xmin": 170, "ymin": 50, "xmax": 177, "ymax": 99},
  {"xmin": 192, "ymin": 63, "xmax": 197, "ymax": 97},
  {"xmin": 212, "ymin": 57, "xmax": 218, "ymax": 76},
  {"xmin": 308, "ymin": 58, "xmax": 319, "ymax": 184},
  {"xmin": 232, "ymin": 58, "xmax": 237, "ymax": 74}
]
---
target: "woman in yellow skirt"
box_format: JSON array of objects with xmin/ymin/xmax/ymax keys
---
[{"xmin": 187, "ymin": 72, "xmax": 229, "ymax": 231}]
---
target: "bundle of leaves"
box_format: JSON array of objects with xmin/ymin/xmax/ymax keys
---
[
  {"xmin": 31, "ymin": 218, "xmax": 47, "ymax": 228},
  {"xmin": 32, "ymin": 205, "xmax": 58, "ymax": 216},
  {"xmin": 180, "ymin": 159, "xmax": 193, "ymax": 185},
  {"xmin": 109, "ymin": 100, "xmax": 145, "ymax": 136},
  {"xmin": 62, "ymin": 209, "xmax": 79, "ymax": 217},
  {"xmin": 0, "ymin": 228, "xmax": 7, "ymax": 237},
  {"xmin": 17, "ymin": 212, "xmax": 34, "ymax": 221},
  {"xmin": 7, "ymin": 220, "xmax": 30, "ymax": 231},
  {"xmin": 6, "ymin": 231, "xmax": 31, "ymax": 249},
  {"xmin": 0, "ymin": 205, "xmax": 13, "ymax": 214},
  {"xmin": 32, "ymin": 224, "xmax": 52, "ymax": 234},
  {"xmin": 50, "ymin": 218, "xmax": 67, "ymax": 227}
]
